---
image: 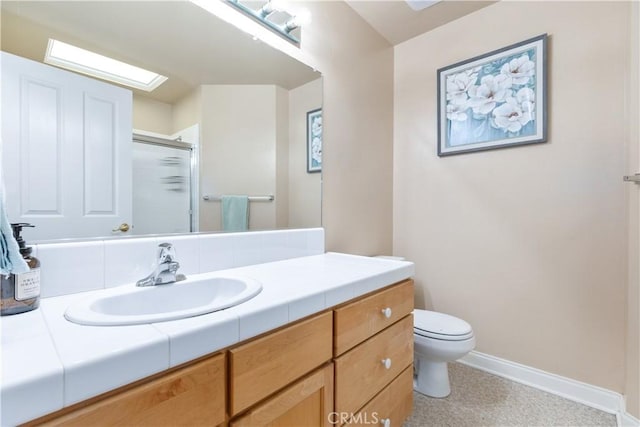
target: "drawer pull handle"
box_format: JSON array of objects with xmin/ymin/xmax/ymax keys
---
[
  {"xmin": 381, "ymin": 358, "xmax": 392, "ymax": 370},
  {"xmin": 381, "ymin": 307, "xmax": 392, "ymax": 318},
  {"xmin": 380, "ymin": 418, "xmax": 391, "ymax": 427}
]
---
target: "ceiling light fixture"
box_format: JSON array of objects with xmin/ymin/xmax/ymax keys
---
[
  {"xmin": 188, "ymin": 0, "xmax": 316, "ymax": 69},
  {"xmin": 259, "ymin": 0, "xmax": 281, "ymax": 18},
  {"xmin": 284, "ymin": 9, "xmax": 311, "ymax": 33},
  {"xmin": 44, "ymin": 39, "xmax": 168, "ymax": 92},
  {"xmin": 225, "ymin": 0, "xmax": 310, "ymax": 45}
]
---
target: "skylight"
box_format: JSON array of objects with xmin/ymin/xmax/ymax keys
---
[
  {"xmin": 405, "ymin": 0, "xmax": 441, "ymax": 11},
  {"xmin": 44, "ymin": 39, "xmax": 167, "ymax": 92}
]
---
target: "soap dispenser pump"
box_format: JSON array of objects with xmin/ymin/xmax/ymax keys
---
[{"xmin": 0, "ymin": 223, "xmax": 41, "ymax": 316}]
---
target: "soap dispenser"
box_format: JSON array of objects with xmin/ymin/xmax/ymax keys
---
[{"xmin": 0, "ymin": 223, "xmax": 41, "ymax": 316}]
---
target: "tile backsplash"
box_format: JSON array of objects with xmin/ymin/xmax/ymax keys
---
[{"xmin": 36, "ymin": 228, "xmax": 325, "ymax": 298}]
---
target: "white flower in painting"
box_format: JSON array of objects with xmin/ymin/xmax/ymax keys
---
[
  {"xmin": 515, "ymin": 87, "xmax": 535, "ymax": 111},
  {"xmin": 311, "ymin": 137, "xmax": 322, "ymax": 164},
  {"xmin": 446, "ymin": 69, "xmax": 478, "ymax": 104},
  {"xmin": 311, "ymin": 116, "xmax": 322, "ymax": 137},
  {"xmin": 499, "ymin": 87, "xmax": 535, "ymax": 129},
  {"xmin": 516, "ymin": 87, "xmax": 535, "ymax": 122},
  {"xmin": 491, "ymin": 95, "xmax": 534, "ymax": 133},
  {"xmin": 446, "ymin": 99, "xmax": 469, "ymax": 122},
  {"xmin": 467, "ymin": 74, "xmax": 513, "ymax": 115},
  {"xmin": 516, "ymin": 86, "xmax": 534, "ymax": 103},
  {"xmin": 500, "ymin": 54, "xmax": 535, "ymax": 85}
]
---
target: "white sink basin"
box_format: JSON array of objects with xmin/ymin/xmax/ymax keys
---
[{"xmin": 64, "ymin": 274, "xmax": 262, "ymax": 326}]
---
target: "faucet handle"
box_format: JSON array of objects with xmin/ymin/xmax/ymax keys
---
[{"xmin": 157, "ymin": 243, "xmax": 176, "ymax": 263}]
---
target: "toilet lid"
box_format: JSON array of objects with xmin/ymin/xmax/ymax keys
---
[{"xmin": 413, "ymin": 309, "xmax": 473, "ymax": 341}]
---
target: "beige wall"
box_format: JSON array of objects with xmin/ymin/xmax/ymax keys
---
[
  {"xmin": 394, "ymin": 0, "xmax": 629, "ymax": 394},
  {"xmin": 172, "ymin": 88, "xmax": 202, "ymax": 134},
  {"xmin": 132, "ymin": 95, "xmax": 172, "ymax": 135},
  {"xmin": 199, "ymin": 85, "xmax": 278, "ymax": 232},
  {"xmin": 288, "ymin": 78, "xmax": 322, "ymax": 229},
  {"xmin": 276, "ymin": 86, "xmax": 290, "ymax": 229},
  {"xmin": 626, "ymin": 2, "xmax": 640, "ymax": 418},
  {"xmin": 298, "ymin": 1, "xmax": 394, "ymax": 255}
]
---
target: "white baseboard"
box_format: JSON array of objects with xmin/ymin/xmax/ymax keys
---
[
  {"xmin": 620, "ymin": 411, "xmax": 640, "ymax": 427},
  {"xmin": 459, "ymin": 350, "xmax": 638, "ymax": 426}
]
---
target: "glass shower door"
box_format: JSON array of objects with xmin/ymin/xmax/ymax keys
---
[{"xmin": 132, "ymin": 141, "xmax": 192, "ymax": 235}]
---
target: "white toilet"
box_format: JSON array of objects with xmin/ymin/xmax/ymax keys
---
[{"xmin": 413, "ymin": 309, "xmax": 475, "ymax": 398}]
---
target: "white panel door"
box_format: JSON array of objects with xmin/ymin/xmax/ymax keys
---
[
  {"xmin": 630, "ymin": 4, "xmax": 640, "ymax": 414},
  {"xmin": 1, "ymin": 52, "xmax": 132, "ymax": 240}
]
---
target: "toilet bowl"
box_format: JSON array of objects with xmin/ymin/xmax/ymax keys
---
[{"xmin": 413, "ymin": 309, "xmax": 475, "ymax": 398}]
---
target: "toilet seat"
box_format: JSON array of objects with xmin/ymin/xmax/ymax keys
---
[{"xmin": 413, "ymin": 309, "xmax": 474, "ymax": 341}]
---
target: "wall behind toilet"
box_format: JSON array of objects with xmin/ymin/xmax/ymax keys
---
[{"xmin": 394, "ymin": 0, "xmax": 632, "ymax": 400}]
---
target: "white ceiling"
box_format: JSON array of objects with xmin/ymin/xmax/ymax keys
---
[
  {"xmin": 0, "ymin": 1, "xmax": 320, "ymax": 104},
  {"xmin": 345, "ymin": 0, "xmax": 497, "ymax": 46}
]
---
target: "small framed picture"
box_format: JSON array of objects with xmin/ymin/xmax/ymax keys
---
[
  {"xmin": 307, "ymin": 108, "xmax": 322, "ymax": 173},
  {"xmin": 437, "ymin": 34, "xmax": 548, "ymax": 156}
]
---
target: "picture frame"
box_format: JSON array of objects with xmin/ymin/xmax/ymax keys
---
[
  {"xmin": 307, "ymin": 108, "xmax": 322, "ymax": 173},
  {"xmin": 437, "ymin": 34, "xmax": 548, "ymax": 156}
]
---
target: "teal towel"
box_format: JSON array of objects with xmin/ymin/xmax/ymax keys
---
[
  {"xmin": 221, "ymin": 195, "xmax": 249, "ymax": 232},
  {"xmin": 0, "ymin": 193, "xmax": 28, "ymax": 276}
]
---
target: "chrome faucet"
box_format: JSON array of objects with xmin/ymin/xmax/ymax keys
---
[{"xmin": 136, "ymin": 243, "xmax": 186, "ymax": 287}]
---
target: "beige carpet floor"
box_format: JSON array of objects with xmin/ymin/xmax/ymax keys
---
[{"xmin": 404, "ymin": 363, "xmax": 617, "ymax": 427}]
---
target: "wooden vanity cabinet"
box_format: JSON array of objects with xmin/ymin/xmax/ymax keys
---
[
  {"xmin": 28, "ymin": 353, "xmax": 226, "ymax": 427},
  {"xmin": 26, "ymin": 280, "xmax": 414, "ymax": 427},
  {"xmin": 229, "ymin": 278, "xmax": 415, "ymax": 427}
]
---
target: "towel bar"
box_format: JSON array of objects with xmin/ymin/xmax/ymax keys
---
[
  {"xmin": 623, "ymin": 173, "xmax": 640, "ymax": 184},
  {"xmin": 202, "ymin": 195, "xmax": 274, "ymax": 202}
]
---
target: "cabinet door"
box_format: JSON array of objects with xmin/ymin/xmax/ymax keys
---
[
  {"xmin": 32, "ymin": 354, "xmax": 226, "ymax": 427},
  {"xmin": 1, "ymin": 51, "xmax": 132, "ymax": 240},
  {"xmin": 231, "ymin": 364, "xmax": 334, "ymax": 427}
]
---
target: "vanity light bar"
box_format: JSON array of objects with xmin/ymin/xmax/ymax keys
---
[
  {"xmin": 225, "ymin": 0, "xmax": 306, "ymax": 45},
  {"xmin": 44, "ymin": 39, "xmax": 168, "ymax": 92}
]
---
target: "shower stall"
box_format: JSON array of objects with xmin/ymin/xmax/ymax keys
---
[{"xmin": 132, "ymin": 134, "xmax": 195, "ymax": 235}]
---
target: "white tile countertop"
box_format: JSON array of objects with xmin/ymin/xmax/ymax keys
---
[{"xmin": 0, "ymin": 252, "xmax": 414, "ymax": 426}]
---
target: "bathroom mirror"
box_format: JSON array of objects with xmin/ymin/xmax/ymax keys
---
[{"xmin": 0, "ymin": 0, "xmax": 322, "ymax": 242}]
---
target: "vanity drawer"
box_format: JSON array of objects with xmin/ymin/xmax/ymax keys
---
[
  {"xmin": 334, "ymin": 279, "xmax": 414, "ymax": 356},
  {"xmin": 344, "ymin": 366, "xmax": 413, "ymax": 427},
  {"xmin": 229, "ymin": 311, "xmax": 333, "ymax": 416},
  {"xmin": 31, "ymin": 353, "xmax": 226, "ymax": 427},
  {"xmin": 334, "ymin": 314, "xmax": 413, "ymax": 416}
]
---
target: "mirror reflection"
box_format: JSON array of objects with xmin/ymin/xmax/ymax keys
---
[{"xmin": 0, "ymin": 1, "xmax": 322, "ymax": 242}]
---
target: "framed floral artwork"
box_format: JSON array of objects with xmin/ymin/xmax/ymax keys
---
[
  {"xmin": 307, "ymin": 108, "xmax": 322, "ymax": 173},
  {"xmin": 437, "ymin": 34, "xmax": 548, "ymax": 156}
]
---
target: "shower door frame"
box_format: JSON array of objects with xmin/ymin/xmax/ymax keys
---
[{"xmin": 132, "ymin": 133, "xmax": 198, "ymax": 233}]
